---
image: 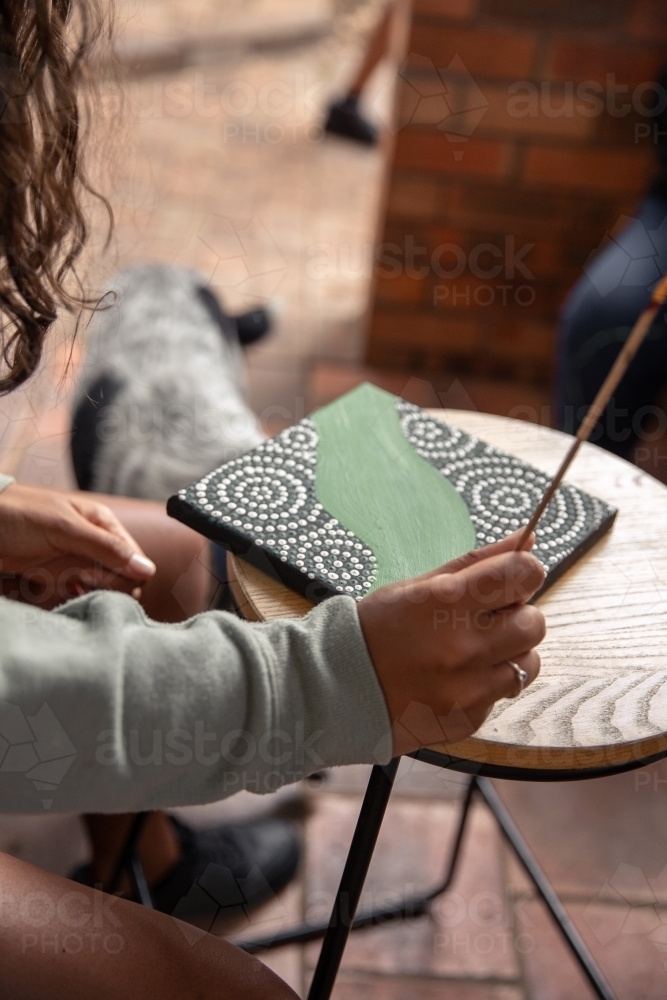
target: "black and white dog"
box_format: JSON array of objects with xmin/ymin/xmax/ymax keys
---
[{"xmin": 71, "ymin": 264, "xmax": 269, "ymax": 502}]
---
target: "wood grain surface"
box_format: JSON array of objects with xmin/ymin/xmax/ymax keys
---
[{"xmin": 229, "ymin": 410, "xmax": 667, "ymax": 772}]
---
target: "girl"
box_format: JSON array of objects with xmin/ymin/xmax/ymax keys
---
[{"xmin": 0, "ymin": 3, "xmax": 545, "ymax": 997}]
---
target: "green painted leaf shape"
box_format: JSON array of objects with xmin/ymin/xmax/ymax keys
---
[{"xmin": 311, "ymin": 383, "xmax": 476, "ymax": 592}]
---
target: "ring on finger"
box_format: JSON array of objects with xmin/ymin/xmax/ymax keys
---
[{"xmin": 508, "ymin": 660, "xmax": 528, "ymax": 696}]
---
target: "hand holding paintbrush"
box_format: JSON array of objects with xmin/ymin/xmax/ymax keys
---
[{"xmin": 516, "ymin": 273, "xmax": 667, "ymax": 551}]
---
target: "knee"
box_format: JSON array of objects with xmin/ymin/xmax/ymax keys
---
[
  {"xmin": 163, "ymin": 932, "xmax": 300, "ymax": 1000},
  {"xmin": 244, "ymin": 960, "xmax": 299, "ymax": 1000}
]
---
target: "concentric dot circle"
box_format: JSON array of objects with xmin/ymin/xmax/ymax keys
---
[
  {"xmin": 397, "ymin": 400, "xmax": 612, "ymax": 570},
  {"xmin": 182, "ymin": 418, "xmax": 377, "ymax": 598}
]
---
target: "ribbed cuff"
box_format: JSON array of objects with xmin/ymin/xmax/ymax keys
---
[
  {"xmin": 0, "ymin": 474, "xmax": 15, "ymax": 495},
  {"xmin": 300, "ymin": 596, "xmax": 393, "ymax": 767}
]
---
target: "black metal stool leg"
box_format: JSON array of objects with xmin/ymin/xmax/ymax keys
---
[
  {"xmin": 235, "ymin": 761, "xmax": 618, "ymax": 1000},
  {"xmin": 478, "ymin": 778, "xmax": 617, "ymax": 1000},
  {"xmin": 238, "ymin": 773, "xmax": 476, "ymax": 954},
  {"xmin": 306, "ymin": 758, "xmax": 401, "ymax": 1000}
]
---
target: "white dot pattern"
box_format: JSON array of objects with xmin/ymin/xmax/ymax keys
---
[
  {"xmin": 176, "ymin": 419, "xmax": 377, "ymax": 599},
  {"xmin": 397, "ymin": 401, "xmax": 615, "ymax": 570}
]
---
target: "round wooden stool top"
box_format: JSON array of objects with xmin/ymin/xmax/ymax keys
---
[{"xmin": 228, "ymin": 409, "xmax": 667, "ymax": 776}]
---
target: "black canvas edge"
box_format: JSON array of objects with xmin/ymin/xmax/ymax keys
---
[
  {"xmin": 530, "ymin": 506, "xmax": 617, "ymax": 602},
  {"xmin": 166, "ymin": 494, "xmax": 339, "ymax": 604},
  {"xmin": 168, "ymin": 494, "xmax": 618, "ymax": 607}
]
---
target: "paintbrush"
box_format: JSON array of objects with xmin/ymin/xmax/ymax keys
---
[{"xmin": 516, "ymin": 272, "xmax": 667, "ymax": 551}]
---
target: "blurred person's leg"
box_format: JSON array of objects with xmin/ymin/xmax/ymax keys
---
[
  {"xmin": 557, "ymin": 68, "xmax": 667, "ymax": 460},
  {"xmin": 347, "ymin": 2, "xmax": 394, "ymax": 101},
  {"xmin": 325, "ymin": 2, "xmax": 395, "ymax": 145},
  {"xmin": 0, "ymin": 851, "xmax": 298, "ymax": 1000},
  {"xmin": 556, "ymin": 191, "xmax": 667, "ymax": 457}
]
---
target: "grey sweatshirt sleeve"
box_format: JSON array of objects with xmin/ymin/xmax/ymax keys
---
[{"xmin": 0, "ymin": 592, "xmax": 392, "ymax": 814}]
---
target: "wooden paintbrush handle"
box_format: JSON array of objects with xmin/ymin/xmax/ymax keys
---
[
  {"xmin": 575, "ymin": 304, "xmax": 659, "ymax": 443},
  {"xmin": 515, "ymin": 273, "xmax": 667, "ymax": 551},
  {"xmin": 574, "ymin": 275, "xmax": 667, "ymax": 444}
]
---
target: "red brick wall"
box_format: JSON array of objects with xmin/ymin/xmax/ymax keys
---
[{"xmin": 367, "ymin": 0, "xmax": 667, "ymax": 386}]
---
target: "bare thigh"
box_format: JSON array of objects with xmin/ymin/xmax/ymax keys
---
[{"xmin": 0, "ymin": 852, "xmax": 297, "ymax": 1000}]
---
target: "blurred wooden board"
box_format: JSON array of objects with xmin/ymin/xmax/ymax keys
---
[{"xmin": 229, "ymin": 409, "xmax": 667, "ymax": 773}]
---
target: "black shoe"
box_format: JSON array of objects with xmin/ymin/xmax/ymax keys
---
[
  {"xmin": 325, "ymin": 96, "xmax": 377, "ymax": 145},
  {"xmin": 70, "ymin": 816, "xmax": 300, "ymax": 931}
]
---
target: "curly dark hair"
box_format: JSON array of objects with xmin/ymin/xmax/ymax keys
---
[{"xmin": 0, "ymin": 0, "xmax": 109, "ymax": 394}]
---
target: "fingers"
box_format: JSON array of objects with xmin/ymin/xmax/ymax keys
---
[
  {"xmin": 395, "ymin": 648, "xmax": 542, "ymax": 750},
  {"xmin": 62, "ymin": 519, "xmax": 155, "ymax": 580},
  {"xmin": 430, "ymin": 550, "xmax": 545, "ymax": 613},
  {"xmin": 420, "ymin": 530, "xmax": 535, "ymax": 581},
  {"xmin": 69, "ymin": 563, "xmax": 143, "ymax": 597},
  {"xmin": 55, "ymin": 500, "xmax": 156, "ymax": 581},
  {"xmin": 1, "ymin": 556, "xmax": 143, "ymax": 610},
  {"xmin": 76, "ymin": 498, "xmax": 143, "ymax": 549},
  {"xmin": 449, "ymin": 650, "xmax": 540, "ymax": 739},
  {"xmin": 464, "ymin": 602, "xmax": 547, "ymax": 670},
  {"xmin": 484, "ymin": 649, "xmax": 541, "ymax": 701}
]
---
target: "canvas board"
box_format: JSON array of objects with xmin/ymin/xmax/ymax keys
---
[{"xmin": 168, "ymin": 384, "xmax": 617, "ymax": 603}]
